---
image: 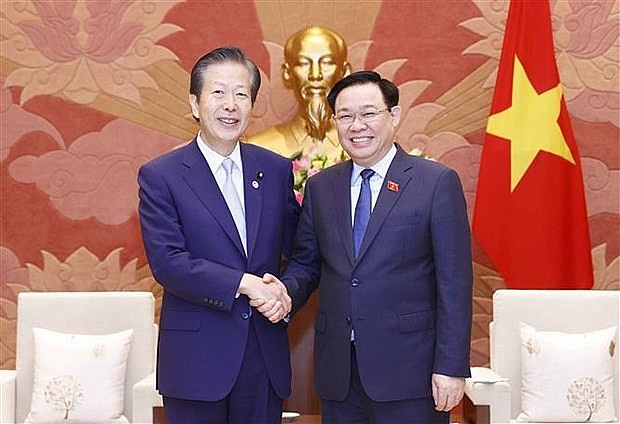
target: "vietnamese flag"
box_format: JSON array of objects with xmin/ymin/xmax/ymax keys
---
[{"xmin": 472, "ymin": 0, "xmax": 593, "ymax": 289}]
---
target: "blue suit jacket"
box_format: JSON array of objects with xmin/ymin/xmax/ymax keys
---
[
  {"xmin": 138, "ymin": 139, "xmax": 300, "ymax": 401},
  {"xmin": 283, "ymin": 146, "xmax": 472, "ymax": 402}
]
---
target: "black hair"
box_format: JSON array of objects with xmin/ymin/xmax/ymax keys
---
[
  {"xmin": 327, "ymin": 70, "xmax": 398, "ymax": 113},
  {"xmin": 189, "ymin": 46, "xmax": 261, "ymax": 104}
]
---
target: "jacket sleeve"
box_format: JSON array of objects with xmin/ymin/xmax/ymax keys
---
[
  {"xmin": 138, "ymin": 163, "xmax": 243, "ymax": 312},
  {"xmin": 281, "ymin": 160, "xmax": 301, "ymax": 259},
  {"xmin": 282, "ymin": 179, "xmax": 322, "ymax": 316},
  {"xmin": 430, "ymin": 168, "xmax": 473, "ymax": 377}
]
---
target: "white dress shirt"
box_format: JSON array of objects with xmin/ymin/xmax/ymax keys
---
[
  {"xmin": 350, "ymin": 144, "xmax": 397, "ymax": 226},
  {"xmin": 196, "ymin": 132, "xmax": 246, "ymax": 215}
]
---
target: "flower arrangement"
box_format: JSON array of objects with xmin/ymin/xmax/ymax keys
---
[
  {"xmin": 291, "ymin": 146, "xmax": 347, "ymax": 205},
  {"xmin": 291, "ymin": 145, "xmax": 433, "ymax": 205}
]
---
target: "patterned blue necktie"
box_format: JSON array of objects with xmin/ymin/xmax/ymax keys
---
[{"xmin": 353, "ymin": 169, "xmax": 375, "ymax": 258}]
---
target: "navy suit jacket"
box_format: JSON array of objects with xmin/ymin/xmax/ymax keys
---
[
  {"xmin": 283, "ymin": 146, "xmax": 472, "ymax": 402},
  {"xmin": 138, "ymin": 139, "xmax": 300, "ymax": 401}
]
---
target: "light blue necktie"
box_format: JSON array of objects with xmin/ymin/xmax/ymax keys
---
[
  {"xmin": 353, "ymin": 168, "xmax": 375, "ymax": 258},
  {"xmin": 221, "ymin": 158, "xmax": 246, "ymax": 253}
]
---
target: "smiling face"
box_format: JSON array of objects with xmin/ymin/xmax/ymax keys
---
[
  {"xmin": 333, "ymin": 83, "xmax": 401, "ymax": 168},
  {"xmin": 189, "ymin": 61, "xmax": 253, "ymax": 156}
]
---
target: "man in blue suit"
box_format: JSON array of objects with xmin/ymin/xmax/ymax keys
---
[
  {"xmin": 259, "ymin": 71, "xmax": 473, "ymax": 423},
  {"xmin": 138, "ymin": 47, "xmax": 300, "ymax": 423}
]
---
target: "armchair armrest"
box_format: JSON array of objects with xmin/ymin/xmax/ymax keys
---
[
  {"xmin": 464, "ymin": 367, "xmax": 511, "ymax": 424},
  {"xmin": 1, "ymin": 369, "xmax": 16, "ymax": 424},
  {"xmin": 132, "ymin": 371, "xmax": 163, "ymax": 424}
]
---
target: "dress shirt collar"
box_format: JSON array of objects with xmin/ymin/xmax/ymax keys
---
[
  {"xmin": 196, "ymin": 131, "xmax": 243, "ymax": 175},
  {"xmin": 351, "ymin": 144, "xmax": 397, "ymax": 184}
]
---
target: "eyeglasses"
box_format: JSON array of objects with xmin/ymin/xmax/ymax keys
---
[{"xmin": 333, "ymin": 108, "xmax": 390, "ymax": 125}]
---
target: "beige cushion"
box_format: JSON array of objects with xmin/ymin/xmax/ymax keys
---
[
  {"xmin": 15, "ymin": 292, "xmax": 156, "ymax": 423},
  {"xmin": 517, "ymin": 323, "xmax": 617, "ymax": 423},
  {"xmin": 25, "ymin": 328, "xmax": 133, "ymax": 423}
]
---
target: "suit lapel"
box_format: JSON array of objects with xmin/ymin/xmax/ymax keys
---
[
  {"xmin": 180, "ymin": 139, "xmax": 246, "ymax": 257},
  {"xmin": 355, "ymin": 148, "xmax": 413, "ymax": 263},
  {"xmin": 331, "ymin": 161, "xmax": 355, "ymax": 266},
  {"xmin": 240, "ymin": 143, "xmax": 263, "ymax": 262}
]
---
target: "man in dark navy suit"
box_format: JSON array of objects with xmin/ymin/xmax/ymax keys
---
[
  {"xmin": 138, "ymin": 46, "xmax": 299, "ymax": 424},
  {"xmin": 258, "ymin": 71, "xmax": 473, "ymax": 423}
]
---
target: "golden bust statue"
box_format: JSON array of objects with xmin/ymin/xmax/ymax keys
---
[{"xmin": 247, "ymin": 26, "xmax": 351, "ymax": 160}]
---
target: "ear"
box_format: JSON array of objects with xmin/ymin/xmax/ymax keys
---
[
  {"xmin": 342, "ymin": 61, "xmax": 352, "ymax": 78},
  {"xmin": 390, "ymin": 105, "xmax": 402, "ymax": 127},
  {"xmin": 282, "ymin": 63, "xmax": 292, "ymax": 89},
  {"xmin": 189, "ymin": 94, "xmax": 200, "ymax": 120}
]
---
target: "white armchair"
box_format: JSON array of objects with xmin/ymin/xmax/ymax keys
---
[
  {"xmin": 0, "ymin": 291, "xmax": 163, "ymax": 424},
  {"xmin": 465, "ymin": 289, "xmax": 620, "ymax": 424}
]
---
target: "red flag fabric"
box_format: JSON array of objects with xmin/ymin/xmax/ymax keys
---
[{"xmin": 472, "ymin": 0, "xmax": 593, "ymax": 289}]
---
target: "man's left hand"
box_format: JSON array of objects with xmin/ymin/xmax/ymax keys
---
[{"xmin": 431, "ymin": 373, "xmax": 465, "ymax": 412}]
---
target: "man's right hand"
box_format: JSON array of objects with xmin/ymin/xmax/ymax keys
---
[{"xmin": 240, "ymin": 273, "xmax": 291, "ymax": 323}]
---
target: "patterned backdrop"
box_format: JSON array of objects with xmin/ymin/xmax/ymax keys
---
[{"xmin": 1, "ymin": 0, "xmax": 618, "ymax": 378}]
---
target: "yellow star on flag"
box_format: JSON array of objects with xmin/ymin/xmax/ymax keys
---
[{"xmin": 486, "ymin": 55, "xmax": 575, "ymax": 191}]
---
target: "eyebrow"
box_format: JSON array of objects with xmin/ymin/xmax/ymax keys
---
[
  {"xmin": 336, "ymin": 104, "xmax": 384, "ymax": 112},
  {"xmin": 209, "ymin": 81, "xmax": 249, "ymax": 90},
  {"xmin": 296, "ymin": 53, "xmax": 336, "ymax": 61}
]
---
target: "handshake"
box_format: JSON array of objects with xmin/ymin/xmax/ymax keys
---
[{"xmin": 239, "ymin": 272, "xmax": 290, "ymax": 323}]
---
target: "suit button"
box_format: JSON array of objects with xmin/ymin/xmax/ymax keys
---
[
  {"xmin": 351, "ymin": 278, "xmax": 359, "ymax": 287},
  {"xmin": 345, "ymin": 317, "xmax": 352, "ymax": 324},
  {"xmin": 203, "ymin": 297, "xmax": 210, "ymax": 303},
  {"xmin": 241, "ymin": 312, "xmax": 250, "ymax": 320}
]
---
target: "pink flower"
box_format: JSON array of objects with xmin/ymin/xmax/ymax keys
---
[
  {"xmin": 298, "ymin": 156, "xmax": 311, "ymax": 169},
  {"xmin": 292, "ymin": 159, "xmax": 302, "ymax": 173},
  {"xmin": 291, "ymin": 150, "xmax": 342, "ymax": 202},
  {"xmin": 294, "ymin": 190, "xmax": 304, "ymax": 206}
]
